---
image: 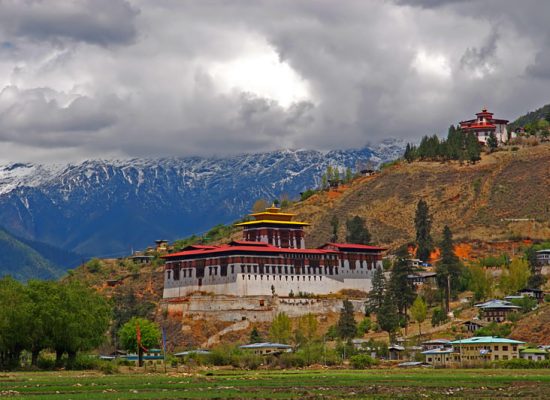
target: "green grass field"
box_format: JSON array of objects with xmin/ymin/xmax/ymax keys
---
[{"xmin": 2, "ymin": 369, "xmax": 550, "ymax": 399}]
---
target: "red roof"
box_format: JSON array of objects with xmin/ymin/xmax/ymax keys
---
[
  {"xmin": 461, "ymin": 123, "xmax": 496, "ymax": 130},
  {"xmin": 319, "ymin": 243, "xmax": 387, "ymax": 251},
  {"xmin": 163, "ymin": 243, "xmax": 339, "ymax": 259}
]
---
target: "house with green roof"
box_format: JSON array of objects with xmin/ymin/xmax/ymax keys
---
[
  {"xmin": 450, "ymin": 336, "xmax": 525, "ymax": 363},
  {"xmin": 519, "ymin": 347, "xmax": 548, "ymax": 361}
]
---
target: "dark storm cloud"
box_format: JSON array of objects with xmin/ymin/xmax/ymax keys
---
[
  {"xmin": 0, "ymin": 0, "xmax": 549, "ymax": 162},
  {"xmin": 0, "ymin": 0, "xmax": 138, "ymax": 46}
]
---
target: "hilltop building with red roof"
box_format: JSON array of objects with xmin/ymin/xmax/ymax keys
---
[
  {"xmin": 162, "ymin": 206, "xmax": 385, "ymax": 298},
  {"xmin": 460, "ymin": 108, "xmax": 514, "ymax": 145}
]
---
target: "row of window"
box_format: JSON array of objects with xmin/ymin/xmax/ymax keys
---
[
  {"xmin": 167, "ymin": 263, "xmax": 379, "ymax": 281},
  {"xmin": 244, "ymin": 274, "xmax": 323, "ymax": 282}
]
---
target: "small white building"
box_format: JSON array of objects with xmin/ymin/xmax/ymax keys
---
[
  {"xmin": 239, "ymin": 342, "xmax": 292, "ymax": 356},
  {"xmin": 519, "ymin": 348, "xmax": 548, "ymax": 361},
  {"xmin": 422, "ymin": 348, "xmax": 454, "ymax": 367}
]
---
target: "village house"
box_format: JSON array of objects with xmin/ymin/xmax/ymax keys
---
[
  {"xmin": 517, "ymin": 288, "xmax": 545, "ymax": 303},
  {"xmin": 239, "ymin": 342, "xmax": 292, "ymax": 356},
  {"xmin": 519, "ymin": 348, "xmax": 548, "ymax": 361},
  {"xmin": 388, "ymin": 345, "xmax": 405, "ymax": 361},
  {"xmin": 421, "ymin": 339, "xmax": 452, "ymax": 351},
  {"xmin": 422, "ymin": 348, "xmax": 454, "ymax": 367},
  {"xmin": 462, "ymin": 319, "xmax": 490, "ymax": 333},
  {"xmin": 536, "ymin": 249, "xmax": 550, "ymax": 266},
  {"xmin": 407, "ymin": 271, "xmax": 437, "ymax": 288},
  {"xmin": 162, "ymin": 205, "xmax": 386, "ymax": 298},
  {"xmin": 450, "ymin": 337, "xmax": 525, "ymax": 363},
  {"xmin": 475, "ymin": 299, "xmax": 520, "ymax": 322},
  {"xmin": 460, "ymin": 108, "xmax": 513, "ymax": 145}
]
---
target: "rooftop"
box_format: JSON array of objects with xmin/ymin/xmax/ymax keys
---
[
  {"xmin": 422, "ymin": 348, "xmax": 454, "ymax": 355},
  {"xmin": 475, "ymin": 299, "xmax": 521, "ymax": 309},
  {"xmin": 240, "ymin": 342, "xmax": 292, "ymax": 349},
  {"xmin": 450, "ymin": 336, "xmax": 525, "ymax": 345}
]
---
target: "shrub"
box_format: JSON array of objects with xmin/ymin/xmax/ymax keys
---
[
  {"xmin": 98, "ymin": 361, "xmax": 119, "ymax": 374},
  {"xmin": 86, "ymin": 258, "xmax": 102, "ymax": 273},
  {"xmin": 66, "ymin": 354, "xmax": 100, "ymax": 370},
  {"xmin": 431, "ymin": 308, "xmax": 448, "ymax": 327},
  {"xmin": 300, "ymin": 189, "xmax": 317, "ymax": 201},
  {"xmin": 357, "ymin": 318, "xmax": 372, "ymax": 335},
  {"xmin": 350, "ymin": 354, "xmax": 378, "ymax": 369},
  {"xmin": 36, "ymin": 356, "xmax": 55, "ymax": 370},
  {"xmin": 497, "ymin": 358, "xmax": 550, "ymax": 369},
  {"xmin": 545, "ymin": 294, "xmax": 550, "ymax": 303}
]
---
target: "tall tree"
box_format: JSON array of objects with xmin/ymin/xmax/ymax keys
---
[
  {"xmin": 119, "ymin": 317, "xmax": 160, "ymax": 367},
  {"xmin": 50, "ymin": 282, "xmax": 111, "ymax": 366},
  {"xmin": 465, "ymin": 133, "xmax": 481, "ymax": 163},
  {"xmin": 377, "ymin": 291, "xmax": 400, "ymax": 343},
  {"xmin": 346, "ymin": 216, "xmax": 371, "ymax": 244},
  {"xmin": 500, "ymin": 258, "xmax": 531, "ymax": 295},
  {"xmin": 295, "ymin": 313, "xmax": 318, "ymax": 346},
  {"xmin": 269, "ymin": 312, "xmax": 292, "ymax": 344},
  {"xmin": 410, "ymin": 296, "xmax": 427, "ymax": 337},
  {"xmin": 0, "ymin": 277, "xmax": 31, "ymax": 369},
  {"xmin": 345, "ymin": 167, "xmax": 353, "ymax": 183},
  {"xmin": 337, "ymin": 300, "xmax": 357, "ymax": 339},
  {"xmin": 414, "ymin": 199, "xmax": 433, "ymax": 262},
  {"xmin": 25, "ymin": 280, "xmax": 59, "ymax": 366},
  {"xmin": 436, "ymin": 226, "xmax": 461, "ymax": 312},
  {"xmin": 468, "ymin": 264, "xmax": 494, "ymax": 301},
  {"xmin": 404, "ymin": 143, "xmax": 415, "ymax": 163},
  {"xmin": 487, "ymin": 131, "xmax": 498, "ymax": 152},
  {"xmin": 366, "ymin": 267, "xmax": 386, "ymax": 314},
  {"xmin": 330, "ymin": 215, "xmax": 339, "ymax": 243},
  {"xmin": 389, "ymin": 251, "xmax": 415, "ymax": 318}
]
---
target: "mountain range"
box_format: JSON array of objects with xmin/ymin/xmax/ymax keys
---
[{"xmin": 0, "ymin": 139, "xmax": 405, "ymax": 279}]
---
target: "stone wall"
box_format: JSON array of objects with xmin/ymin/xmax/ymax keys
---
[{"xmin": 162, "ymin": 294, "xmax": 365, "ymax": 322}]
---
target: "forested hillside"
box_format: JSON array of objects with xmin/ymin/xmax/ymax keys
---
[{"xmin": 0, "ymin": 228, "xmax": 64, "ymax": 280}]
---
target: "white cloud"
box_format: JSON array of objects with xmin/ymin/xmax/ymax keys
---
[{"xmin": 0, "ymin": 0, "xmax": 548, "ymax": 162}]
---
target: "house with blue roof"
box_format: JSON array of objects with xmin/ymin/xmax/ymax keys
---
[
  {"xmin": 450, "ymin": 336, "xmax": 525, "ymax": 363},
  {"xmin": 239, "ymin": 342, "xmax": 292, "ymax": 356},
  {"xmin": 475, "ymin": 299, "xmax": 520, "ymax": 322}
]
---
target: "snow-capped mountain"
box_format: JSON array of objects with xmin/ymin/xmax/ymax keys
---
[{"xmin": 0, "ymin": 141, "xmax": 404, "ymax": 259}]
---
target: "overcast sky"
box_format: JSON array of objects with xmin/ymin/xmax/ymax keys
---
[{"xmin": 0, "ymin": 0, "xmax": 549, "ymax": 162}]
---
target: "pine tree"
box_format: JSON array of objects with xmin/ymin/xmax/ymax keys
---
[
  {"xmin": 346, "ymin": 216, "xmax": 371, "ymax": 244},
  {"xmin": 330, "ymin": 215, "xmax": 339, "ymax": 243},
  {"xmin": 337, "ymin": 299, "xmax": 357, "ymax": 339},
  {"xmin": 377, "ymin": 291, "xmax": 400, "ymax": 343},
  {"xmin": 249, "ymin": 327, "xmax": 262, "ymax": 343},
  {"xmin": 345, "ymin": 167, "xmax": 353, "ymax": 183},
  {"xmin": 366, "ymin": 267, "xmax": 386, "ymax": 314},
  {"xmin": 466, "ymin": 133, "xmax": 481, "ymax": 163},
  {"xmin": 487, "ymin": 131, "xmax": 498, "ymax": 152},
  {"xmin": 321, "ymin": 174, "xmax": 327, "ymax": 190},
  {"xmin": 414, "ymin": 200, "xmax": 433, "ymax": 262},
  {"xmin": 389, "ymin": 250, "xmax": 415, "ymax": 318},
  {"xmin": 404, "ymin": 143, "xmax": 415, "ymax": 163},
  {"xmin": 436, "ymin": 225, "xmax": 461, "ymax": 312}
]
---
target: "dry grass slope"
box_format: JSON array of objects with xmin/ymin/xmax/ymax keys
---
[{"xmin": 293, "ymin": 143, "xmax": 550, "ymax": 249}]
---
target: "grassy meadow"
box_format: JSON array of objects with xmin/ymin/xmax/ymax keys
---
[{"xmin": 2, "ymin": 368, "xmax": 550, "ymax": 399}]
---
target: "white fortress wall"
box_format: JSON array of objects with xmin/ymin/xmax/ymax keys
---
[{"xmin": 163, "ymin": 259, "xmax": 382, "ymax": 298}]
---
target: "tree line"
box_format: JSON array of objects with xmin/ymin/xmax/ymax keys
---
[
  {"xmin": 0, "ymin": 278, "xmax": 111, "ymax": 369},
  {"xmin": 404, "ymin": 126, "xmax": 483, "ymax": 163}
]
